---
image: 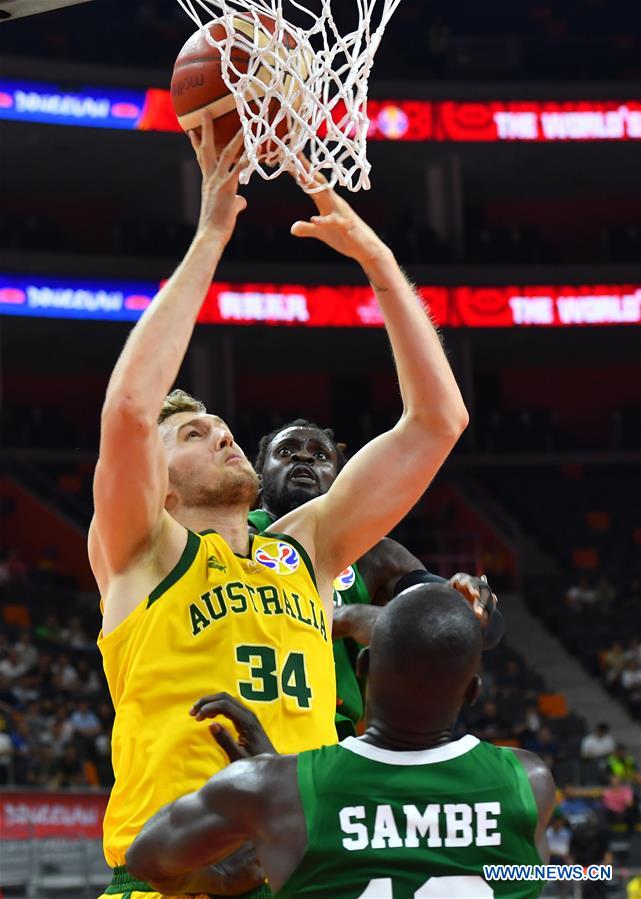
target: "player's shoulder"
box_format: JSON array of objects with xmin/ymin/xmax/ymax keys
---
[
  {"xmin": 506, "ymin": 748, "xmax": 556, "ymax": 806},
  {"xmin": 269, "ymin": 497, "xmax": 324, "ymax": 538},
  {"xmin": 508, "ymin": 746, "xmax": 552, "ymax": 775}
]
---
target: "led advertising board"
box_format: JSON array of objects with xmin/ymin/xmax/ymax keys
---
[{"xmin": 2, "ymin": 275, "xmax": 639, "ymax": 327}]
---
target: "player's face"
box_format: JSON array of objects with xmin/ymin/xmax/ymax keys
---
[
  {"xmin": 161, "ymin": 412, "xmax": 258, "ymax": 508},
  {"xmin": 261, "ymin": 426, "xmax": 338, "ymax": 517}
]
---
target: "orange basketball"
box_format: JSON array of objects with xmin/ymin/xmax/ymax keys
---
[{"xmin": 170, "ymin": 16, "xmax": 308, "ymax": 154}]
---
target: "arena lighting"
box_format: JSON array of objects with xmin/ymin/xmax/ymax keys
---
[
  {"xmin": 1, "ymin": 276, "xmax": 640, "ymax": 327},
  {"xmin": 0, "ymin": 79, "xmax": 640, "ymax": 142}
]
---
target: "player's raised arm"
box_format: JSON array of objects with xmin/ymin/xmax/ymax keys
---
[
  {"xmin": 90, "ymin": 120, "xmax": 247, "ymax": 588},
  {"xmin": 281, "ymin": 170, "xmax": 468, "ymax": 582}
]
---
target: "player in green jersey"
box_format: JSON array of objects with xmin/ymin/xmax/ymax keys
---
[
  {"xmin": 127, "ymin": 585, "xmax": 554, "ymax": 899},
  {"xmin": 249, "ymin": 419, "xmax": 504, "ymax": 735}
]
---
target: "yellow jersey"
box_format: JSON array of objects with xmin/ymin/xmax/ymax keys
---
[{"xmin": 98, "ymin": 528, "xmax": 337, "ymax": 867}]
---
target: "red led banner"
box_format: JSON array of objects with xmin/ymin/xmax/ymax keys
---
[
  {"xmin": 140, "ymin": 95, "xmax": 641, "ymax": 142},
  {"xmin": 2, "ymin": 275, "xmax": 639, "ymax": 326},
  {"xmin": 2, "ymin": 79, "xmax": 638, "ymax": 142},
  {"xmin": 0, "ymin": 791, "xmax": 107, "ymax": 840},
  {"xmin": 195, "ymin": 283, "xmax": 641, "ymax": 328},
  {"xmin": 364, "ymin": 100, "xmax": 641, "ymax": 142}
]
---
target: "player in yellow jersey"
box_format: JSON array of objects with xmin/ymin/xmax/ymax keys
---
[{"xmin": 90, "ymin": 119, "xmax": 469, "ymax": 899}]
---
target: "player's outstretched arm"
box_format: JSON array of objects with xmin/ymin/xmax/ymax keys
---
[
  {"xmin": 284, "ymin": 170, "xmax": 468, "ymax": 583},
  {"xmin": 90, "ymin": 120, "xmax": 247, "ymax": 591}
]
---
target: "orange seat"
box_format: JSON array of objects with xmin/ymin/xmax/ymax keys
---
[
  {"xmin": 2, "ymin": 603, "xmax": 31, "ymax": 629},
  {"xmin": 83, "ymin": 760, "xmax": 100, "ymax": 787},
  {"xmin": 538, "ymin": 693, "xmax": 568, "ymax": 718},
  {"xmin": 572, "ymin": 548, "xmax": 598, "ymax": 569},
  {"xmin": 586, "ymin": 511, "xmax": 610, "ymax": 532}
]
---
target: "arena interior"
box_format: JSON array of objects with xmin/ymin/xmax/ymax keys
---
[{"xmin": 0, "ymin": 0, "xmax": 640, "ymax": 897}]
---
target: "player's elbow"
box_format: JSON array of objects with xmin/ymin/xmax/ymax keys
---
[
  {"xmin": 126, "ymin": 838, "xmax": 171, "ymax": 888},
  {"xmin": 454, "ymin": 405, "xmax": 470, "ymax": 437},
  {"xmin": 440, "ymin": 403, "xmax": 469, "ymax": 439},
  {"xmin": 125, "ymin": 839, "xmax": 155, "ymax": 883},
  {"xmin": 406, "ymin": 401, "xmax": 469, "ymax": 443}
]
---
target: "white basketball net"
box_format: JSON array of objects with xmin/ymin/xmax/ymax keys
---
[{"xmin": 174, "ymin": 0, "xmax": 403, "ymax": 191}]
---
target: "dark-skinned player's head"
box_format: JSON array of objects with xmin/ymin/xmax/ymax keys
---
[
  {"xmin": 359, "ymin": 585, "xmax": 483, "ymax": 735},
  {"xmin": 254, "ymin": 419, "xmax": 347, "ymax": 518}
]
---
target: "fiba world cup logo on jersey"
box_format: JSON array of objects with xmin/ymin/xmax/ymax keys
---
[
  {"xmin": 333, "ymin": 567, "xmax": 356, "ymax": 592},
  {"xmin": 254, "ymin": 541, "xmax": 300, "ymax": 575}
]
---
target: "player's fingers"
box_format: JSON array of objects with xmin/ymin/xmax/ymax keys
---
[
  {"xmin": 188, "ymin": 129, "xmax": 201, "ymax": 151},
  {"xmin": 478, "ymin": 582, "xmax": 493, "ymax": 605},
  {"xmin": 229, "ymin": 151, "xmax": 249, "ymax": 177},
  {"xmin": 190, "ymin": 693, "xmax": 219, "ymax": 715},
  {"xmin": 296, "ymin": 151, "xmax": 312, "ymax": 173},
  {"xmin": 297, "ymin": 152, "xmax": 328, "ymax": 184},
  {"xmin": 191, "ymin": 700, "xmax": 229, "ymax": 720},
  {"xmin": 200, "ymin": 112, "xmax": 219, "ymax": 170},
  {"xmin": 311, "ymin": 212, "xmax": 347, "ymax": 227},
  {"xmin": 210, "ymin": 722, "xmax": 247, "ymax": 761},
  {"xmin": 290, "ymin": 221, "xmax": 318, "ymax": 239},
  {"xmin": 190, "ymin": 692, "xmax": 249, "ymax": 718},
  {"xmin": 192, "ymin": 698, "xmax": 250, "ymax": 722},
  {"xmin": 218, "ymin": 128, "xmax": 245, "ymax": 172},
  {"xmin": 310, "ymin": 193, "xmax": 335, "ymax": 217}
]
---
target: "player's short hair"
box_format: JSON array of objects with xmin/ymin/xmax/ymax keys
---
[
  {"xmin": 158, "ymin": 389, "xmax": 206, "ymax": 425},
  {"xmin": 254, "ymin": 419, "xmax": 348, "ymax": 476},
  {"xmin": 371, "ymin": 585, "xmax": 483, "ymax": 685}
]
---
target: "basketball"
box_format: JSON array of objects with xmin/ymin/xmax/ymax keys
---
[{"xmin": 170, "ymin": 15, "xmax": 308, "ymax": 154}]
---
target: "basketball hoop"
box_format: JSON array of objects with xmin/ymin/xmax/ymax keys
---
[{"xmin": 174, "ymin": 0, "xmax": 403, "ymax": 192}]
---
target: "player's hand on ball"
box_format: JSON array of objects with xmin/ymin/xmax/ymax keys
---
[
  {"xmin": 190, "ymin": 691, "xmax": 276, "ymax": 760},
  {"xmin": 189, "ymin": 113, "xmax": 248, "ymax": 247},
  {"xmin": 290, "ymin": 156, "xmax": 388, "ymax": 266},
  {"xmin": 447, "ymin": 573, "xmax": 497, "ymax": 629}
]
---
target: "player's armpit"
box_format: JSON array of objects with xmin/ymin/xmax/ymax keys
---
[
  {"xmin": 311, "ymin": 418, "xmax": 462, "ymax": 580},
  {"xmin": 358, "ymin": 537, "xmax": 426, "ymax": 606}
]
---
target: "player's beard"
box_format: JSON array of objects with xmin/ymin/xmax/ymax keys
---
[
  {"xmin": 170, "ymin": 464, "xmax": 259, "ymax": 510},
  {"xmin": 261, "ymin": 478, "xmax": 320, "ymax": 518}
]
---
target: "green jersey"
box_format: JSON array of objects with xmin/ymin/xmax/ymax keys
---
[
  {"xmin": 248, "ymin": 509, "xmax": 371, "ymax": 737},
  {"xmin": 276, "ymin": 736, "xmax": 543, "ymax": 899}
]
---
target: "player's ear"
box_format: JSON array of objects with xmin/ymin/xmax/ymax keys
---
[
  {"xmin": 355, "ymin": 647, "xmax": 369, "ymax": 679},
  {"xmin": 464, "ymin": 674, "xmax": 481, "ymax": 706},
  {"xmin": 165, "ymin": 486, "xmax": 178, "ymax": 513}
]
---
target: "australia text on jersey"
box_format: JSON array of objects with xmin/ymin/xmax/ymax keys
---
[{"xmin": 188, "ymin": 580, "xmax": 328, "ymax": 643}]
